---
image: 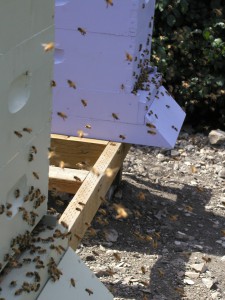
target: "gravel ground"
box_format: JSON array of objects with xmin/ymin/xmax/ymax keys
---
[{"xmin": 76, "ymin": 127, "xmax": 225, "ymax": 300}]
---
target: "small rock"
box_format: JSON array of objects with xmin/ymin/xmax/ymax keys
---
[
  {"xmin": 211, "ymin": 291, "xmax": 220, "ymax": 299},
  {"xmin": 104, "ymin": 228, "xmax": 119, "ymax": 242},
  {"xmin": 184, "ymin": 278, "xmax": 195, "ymax": 285},
  {"xmin": 170, "ymin": 150, "xmax": 180, "ymax": 157},
  {"xmin": 202, "ymin": 278, "xmax": 214, "ymax": 289},
  {"xmin": 190, "ymin": 262, "xmax": 207, "ymax": 273},
  {"xmin": 221, "ymin": 255, "xmax": 225, "ymax": 261},
  {"xmin": 208, "ymin": 129, "xmax": 225, "ymax": 145},
  {"xmin": 219, "ymin": 168, "xmax": 225, "ymax": 179},
  {"xmin": 175, "ymin": 231, "xmax": 188, "ymax": 241},
  {"xmin": 185, "ymin": 271, "xmax": 200, "ymax": 279}
]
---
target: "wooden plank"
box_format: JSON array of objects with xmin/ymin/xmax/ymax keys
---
[
  {"xmin": 50, "ymin": 134, "xmax": 108, "ymax": 168},
  {"xmin": 59, "ymin": 142, "xmax": 131, "ymax": 250},
  {"xmin": 49, "ymin": 166, "xmax": 88, "ymax": 194}
]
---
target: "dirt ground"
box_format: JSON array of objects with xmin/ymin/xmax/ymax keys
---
[{"xmin": 76, "ymin": 128, "xmax": 225, "ymax": 300}]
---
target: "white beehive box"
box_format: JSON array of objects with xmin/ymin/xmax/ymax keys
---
[
  {"xmin": 0, "ymin": 0, "xmax": 54, "ymax": 270},
  {"xmin": 54, "ymin": 0, "xmax": 155, "ymax": 93},
  {"xmin": 53, "ymin": 0, "xmax": 185, "ymax": 147}
]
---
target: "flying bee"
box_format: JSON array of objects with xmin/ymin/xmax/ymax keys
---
[
  {"xmin": 70, "ymin": 278, "xmax": 76, "ymax": 287},
  {"xmin": 6, "ymin": 211, "xmax": 12, "ymax": 217},
  {"xmin": 147, "ymin": 130, "xmax": 156, "ymax": 135},
  {"xmin": 146, "ymin": 122, "xmax": 156, "ymax": 129},
  {"xmin": 119, "ymin": 134, "xmax": 126, "ymax": 140},
  {"xmin": 42, "ymin": 42, "xmax": 55, "ymax": 52},
  {"xmin": 85, "ymin": 288, "xmax": 93, "ymax": 295},
  {"xmin": 106, "ymin": 0, "xmax": 113, "ymax": 7},
  {"xmin": 31, "ymin": 146, "xmax": 37, "ymax": 154},
  {"xmin": 61, "ymin": 221, "xmax": 69, "ymax": 229},
  {"xmin": 23, "ymin": 128, "xmax": 32, "ymax": 133},
  {"xmin": 15, "ymin": 189, "xmax": 20, "ymax": 198},
  {"xmin": 81, "ymin": 99, "xmax": 87, "ymax": 107},
  {"xmin": 14, "ymin": 131, "xmax": 23, "ymax": 138},
  {"xmin": 112, "ymin": 113, "xmax": 119, "ymax": 120},
  {"xmin": 57, "ymin": 112, "xmax": 68, "ymax": 120},
  {"xmin": 77, "ymin": 27, "xmax": 86, "ymax": 35},
  {"xmin": 32, "ymin": 172, "xmax": 39, "ymax": 179},
  {"xmin": 113, "ymin": 252, "xmax": 121, "ymax": 262},
  {"xmin": 51, "ymin": 80, "xmax": 56, "ymax": 87},
  {"xmin": 125, "ymin": 52, "xmax": 133, "ymax": 62},
  {"xmin": 77, "ymin": 130, "xmax": 85, "ymax": 138},
  {"xmin": 85, "ymin": 124, "xmax": 91, "ymax": 129},
  {"xmin": 67, "ymin": 79, "xmax": 76, "ymax": 89}
]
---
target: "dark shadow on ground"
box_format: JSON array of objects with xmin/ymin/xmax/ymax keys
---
[{"xmin": 84, "ymin": 174, "xmax": 225, "ymax": 299}]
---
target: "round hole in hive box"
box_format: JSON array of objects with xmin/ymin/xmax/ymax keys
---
[{"xmin": 8, "ymin": 72, "xmax": 31, "ymax": 113}]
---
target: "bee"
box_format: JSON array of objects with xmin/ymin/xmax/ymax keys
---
[
  {"xmin": 61, "ymin": 221, "xmax": 69, "ymax": 229},
  {"xmin": 125, "ymin": 52, "xmax": 133, "ymax": 62},
  {"xmin": 42, "ymin": 42, "xmax": 54, "ymax": 52},
  {"xmin": 166, "ymin": 104, "xmax": 170, "ymax": 109},
  {"xmin": 23, "ymin": 258, "xmax": 31, "ymax": 263},
  {"xmin": 0, "ymin": 204, "xmax": 5, "ymax": 214},
  {"xmin": 146, "ymin": 123, "xmax": 156, "ymax": 129},
  {"xmin": 14, "ymin": 289, "xmax": 23, "ymax": 296},
  {"xmin": 26, "ymin": 272, "xmax": 34, "ymax": 277},
  {"xmin": 119, "ymin": 134, "xmax": 126, "ymax": 140},
  {"xmin": 15, "ymin": 189, "xmax": 20, "ymax": 198},
  {"xmin": 90, "ymin": 167, "xmax": 100, "ymax": 177},
  {"xmin": 113, "ymin": 252, "xmax": 121, "ymax": 262},
  {"xmin": 147, "ymin": 130, "xmax": 156, "ymax": 135},
  {"xmin": 106, "ymin": 0, "xmax": 113, "ymax": 7},
  {"xmin": 67, "ymin": 79, "xmax": 76, "ymax": 89},
  {"xmin": 14, "ymin": 131, "xmax": 23, "ymax": 138},
  {"xmin": 51, "ymin": 80, "xmax": 56, "ymax": 87},
  {"xmin": 120, "ymin": 84, "xmax": 125, "ymax": 90},
  {"xmin": 56, "ymin": 199, "xmax": 64, "ymax": 207},
  {"xmin": 142, "ymin": 3, "xmax": 145, "ymax": 8},
  {"xmin": 34, "ymin": 272, "xmax": 41, "ymax": 282},
  {"xmin": 23, "ymin": 128, "xmax": 32, "ymax": 133},
  {"xmin": 112, "ymin": 113, "xmax": 119, "ymax": 120},
  {"xmin": 10, "ymin": 281, "xmax": 17, "ymax": 287},
  {"xmin": 32, "ymin": 172, "xmax": 39, "ymax": 179},
  {"xmin": 134, "ymin": 56, "xmax": 137, "ymax": 61},
  {"xmin": 149, "ymin": 21, "xmax": 152, "ymax": 28},
  {"xmin": 77, "ymin": 130, "xmax": 85, "ymax": 138},
  {"xmin": 85, "ymin": 288, "xmax": 93, "ymax": 295},
  {"xmin": 77, "ymin": 27, "xmax": 86, "ymax": 35},
  {"xmin": 6, "ymin": 203, "xmax": 12, "ymax": 209},
  {"xmin": 139, "ymin": 44, "xmax": 142, "ymax": 52},
  {"xmin": 154, "ymin": 114, "xmax": 158, "ymax": 119},
  {"xmin": 202, "ymin": 256, "xmax": 211, "ymax": 263},
  {"xmin": 172, "ymin": 125, "xmax": 178, "ymax": 132},
  {"xmin": 57, "ymin": 112, "xmax": 68, "ymax": 120},
  {"xmin": 6, "ymin": 211, "xmax": 12, "ymax": 217},
  {"xmin": 141, "ymin": 266, "xmax": 146, "ymax": 274},
  {"xmin": 28, "ymin": 153, "xmax": 34, "ymax": 162},
  {"xmin": 38, "ymin": 248, "xmax": 47, "ymax": 254},
  {"xmin": 31, "ymin": 146, "xmax": 37, "ymax": 154},
  {"xmin": 165, "ymin": 90, "xmax": 171, "ymax": 96},
  {"xmin": 81, "ymin": 99, "xmax": 87, "ymax": 107},
  {"xmin": 70, "ymin": 278, "xmax": 76, "ymax": 287},
  {"xmin": 74, "ymin": 233, "xmax": 82, "ymax": 240},
  {"xmin": 85, "ymin": 124, "xmax": 92, "ymax": 129},
  {"xmin": 74, "ymin": 176, "xmax": 81, "ymax": 181}
]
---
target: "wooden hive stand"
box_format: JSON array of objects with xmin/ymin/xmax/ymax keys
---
[{"xmin": 49, "ymin": 134, "xmax": 130, "ymax": 250}]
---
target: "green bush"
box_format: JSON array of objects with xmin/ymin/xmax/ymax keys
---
[{"xmin": 151, "ymin": 0, "xmax": 225, "ymax": 130}]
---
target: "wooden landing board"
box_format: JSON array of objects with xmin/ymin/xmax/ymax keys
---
[{"xmin": 49, "ymin": 135, "xmax": 130, "ymax": 250}]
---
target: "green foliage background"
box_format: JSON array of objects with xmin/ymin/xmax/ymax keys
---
[{"xmin": 151, "ymin": 0, "xmax": 225, "ymax": 130}]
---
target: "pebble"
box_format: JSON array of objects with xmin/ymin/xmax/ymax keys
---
[
  {"xmin": 219, "ymin": 168, "xmax": 225, "ymax": 179},
  {"xmin": 190, "ymin": 263, "xmax": 207, "ymax": 273},
  {"xmin": 202, "ymin": 278, "xmax": 214, "ymax": 289},
  {"xmin": 184, "ymin": 278, "xmax": 195, "ymax": 285}
]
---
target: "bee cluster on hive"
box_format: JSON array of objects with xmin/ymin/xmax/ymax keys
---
[{"xmin": 52, "ymin": 0, "xmax": 185, "ymax": 148}]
